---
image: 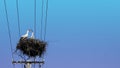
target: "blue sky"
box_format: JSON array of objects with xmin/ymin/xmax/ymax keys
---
[{"xmin": 0, "ymin": 0, "xmax": 120, "ymax": 68}]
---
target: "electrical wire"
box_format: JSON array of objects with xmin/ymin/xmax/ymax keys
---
[
  {"xmin": 4, "ymin": 0, "xmax": 14, "ymax": 62},
  {"xmin": 4, "ymin": 0, "xmax": 15, "ymax": 68},
  {"xmin": 40, "ymin": 0, "xmax": 44, "ymax": 40},
  {"xmin": 16, "ymin": 1, "xmax": 24, "ymax": 68},
  {"xmin": 16, "ymin": 0, "xmax": 21, "ymax": 37},
  {"xmin": 34, "ymin": 0, "xmax": 36, "ymax": 38},
  {"xmin": 44, "ymin": 0, "xmax": 49, "ymax": 41}
]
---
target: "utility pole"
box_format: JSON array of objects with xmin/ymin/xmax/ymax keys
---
[{"xmin": 24, "ymin": 63, "xmax": 31, "ymax": 68}]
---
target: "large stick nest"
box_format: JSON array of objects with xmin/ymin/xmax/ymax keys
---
[{"xmin": 16, "ymin": 37, "xmax": 47, "ymax": 57}]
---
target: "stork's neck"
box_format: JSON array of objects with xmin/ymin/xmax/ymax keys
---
[
  {"xmin": 31, "ymin": 32, "xmax": 34, "ymax": 38},
  {"xmin": 26, "ymin": 30, "xmax": 29, "ymax": 34},
  {"xmin": 32, "ymin": 33, "xmax": 34, "ymax": 36}
]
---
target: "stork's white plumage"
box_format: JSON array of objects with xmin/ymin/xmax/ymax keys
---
[
  {"xmin": 21, "ymin": 30, "xmax": 30, "ymax": 39},
  {"xmin": 30, "ymin": 32, "xmax": 35, "ymax": 39}
]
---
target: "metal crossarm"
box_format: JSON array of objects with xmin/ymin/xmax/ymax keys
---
[{"xmin": 12, "ymin": 61, "xmax": 44, "ymax": 64}]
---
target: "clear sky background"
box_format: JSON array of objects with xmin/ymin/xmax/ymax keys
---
[{"xmin": 0, "ymin": 0, "xmax": 120, "ymax": 68}]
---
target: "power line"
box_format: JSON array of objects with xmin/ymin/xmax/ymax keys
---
[
  {"xmin": 4, "ymin": 0, "xmax": 14, "ymax": 60},
  {"xmin": 16, "ymin": 1, "xmax": 23, "ymax": 68},
  {"xmin": 44, "ymin": 0, "xmax": 49, "ymax": 41},
  {"xmin": 4, "ymin": 0, "xmax": 15, "ymax": 68},
  {"xmin": 40, "ymin": 0, "xmax": 44, "ymax": 40},
  {"xmin": 16, "ymin": 0, "xmax": 21, "ymax": 37},
  {"xmin": 34, "ymin": 0, "xmax": 36, "ymax": 38}
]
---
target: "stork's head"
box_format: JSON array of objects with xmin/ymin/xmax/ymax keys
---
[
  {"xmin": 27, "ymin": 29, "xmax": 32, "ymax": 33},
  {"xmin": 28, "ymin": 29, "xmax": 33, "ymax": 32},
  {"xmin": 26, "ymin": 29, "xmax": 30, "ymax": 33}
]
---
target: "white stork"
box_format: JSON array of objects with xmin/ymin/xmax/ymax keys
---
[
  {"xmin": 21, "ymin": 29, "xmax": 30, "ymax": 39},
  {"xmin": 30, "ymin": 32, "xmax": 35, "ymax": 39}
]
